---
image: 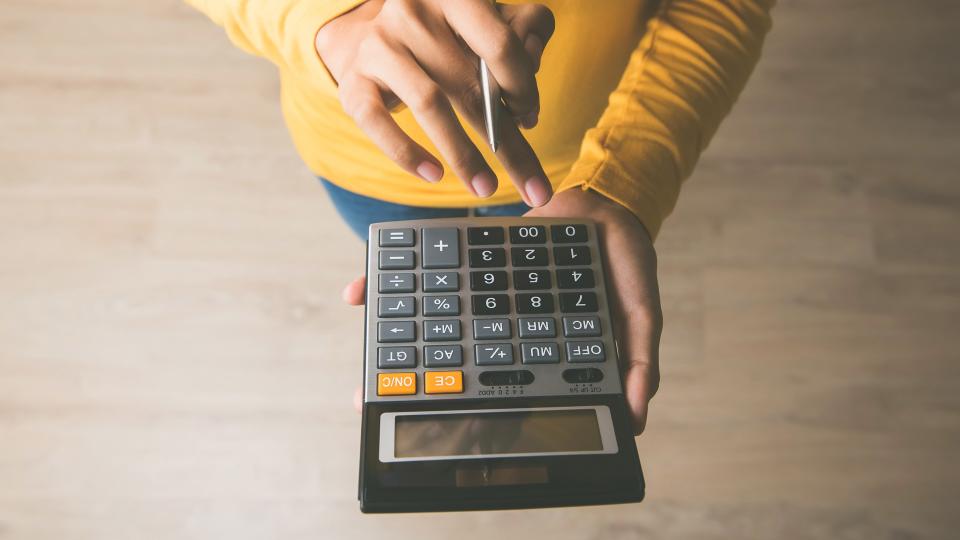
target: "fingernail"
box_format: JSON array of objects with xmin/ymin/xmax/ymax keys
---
[
  {"xmin": 524, "ymin": 176, "xmax": 552, "ymax": 207},
  {"xmin": 416, "ymin": 161, "xmax": 443, "ymax": 183},
  {"xmin": 470, "ymin": 170, "xmax": 498, "ymax": 198},
  {"xmin": 521, "ymin": 112, "xmax": 539, "ymax": 129}
]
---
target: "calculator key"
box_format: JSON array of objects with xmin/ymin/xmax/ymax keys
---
[
  {"xmin": 557, "ymin": 268, "xmax": 595, "ymax": 289},
  {"xmin": 379, "ymin": 228, "xmax": 415, "ymax": 247},
  {"xmin": 423, "ymin": 345, "xmax": 463, "ymax": 367},
  {"xmin": 423, "ymin": 295, "xmax": 461, "ymax": 316},
  {"xmin": 566, "ymin": 341, "xmax": 606, "ymax": 363},
  {"xmin": 422, "ymin": 271, "xmax": 459, "ymax": 292},
  {"xmin": 378, "ymin": 346, "xmax": 416, "ymax": 369},
  {"xmin": 470, "ymin": 270, "xmax": 508, "ymax": 291},
  {"xmin": 559, "ymin": 292, "xmax": 598, "ymax": 313},
  {"xmin": 377, "ymin": 372, "xmax": 416, "ymax": 396},
  {"xmin": 378, "ymin": 273, "xmax": 415, "ymax": 293},
  {"xmin": 469, "ymin": 247, "xmax": 506, "ymax": 267},
  {"xmin": 518, "ymin": 317, "xmax": 556, "ymax": 338},
  {"xmin": 421, "ymin": 227, "xmax": 460, "ymax": 269},
  {"xmin": 479, "ymin": 370, "xmax": 535, "ymax": 386},
  {"xmin": 516, "ymin": 293, "xmax": 554, "ymax": 314},
  {"xmin": 423, "ymin": 319, "xmax": 461, "ymax": 341},
  {"xmin": 562, "ymin": 368, "xmax": 604, "ymax": 384},
  {"xmin": 511, "ymin": 247, "xmax": 548, "ymax": 267},
  {"xmin": 475, "ymin": 343, "xmax": 514, "ymax": 366},
  {"xmin": 513, "ymin": 269, "xmax": 551, "ymax": 290},
  {"xmin": 551, "ymin": 224, "xmax": 588, "ymax": 243},
  {"xmin": 562, "ymin": 315, "xmax": 602, "ymax": 337},
  {"xmin": 554, "ymin": 245, "xmax": 591, "ymax": 266},
  {"xmin": 379, "ymin": 250, "xmax": 415, "ymax": 270},
  {"xmin": 521, "ymin": 342, "xmax": 560, "ymax": 364},
  {"xmin": 378, "ymin": 296, "xmax": 415, "ymax": 317},
  {"xmin": 467, "ymin": 226, "xmax": 504, "ymax": 245},
  {"xmin": 509, "ymin": 225, "xmax": 547, "ymax": 244},
  {"xmin": 472, "ymin": 294, "xmax": 510, "ymax": 315},
  {"xmin": 473, "ymin": 318, "xmax": 511, "ymax": 339},
  {"xmin": 424, "ymin": 370, "xmax": 463, "ymax": 394},
  {"xmin": 378, "ymin": 321, "xmax": 416, "ymax": 342}
]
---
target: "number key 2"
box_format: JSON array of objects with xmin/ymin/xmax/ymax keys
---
[{"xmin": 511, "ymin": 247, "xmax": 548, "ymax": 266}]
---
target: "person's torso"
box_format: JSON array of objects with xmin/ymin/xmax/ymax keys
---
[{"xmin": 282, "ymin": 0, "xmax": 649, "ymax": 207}]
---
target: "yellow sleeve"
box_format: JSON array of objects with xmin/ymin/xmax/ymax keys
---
[
  {"xmin": 556, "ymin": 0, "xmax": 775, "ymax": 239},
  {"xmin": 184, "ymin": 0, "xmax": 364, "ymax": 88}
]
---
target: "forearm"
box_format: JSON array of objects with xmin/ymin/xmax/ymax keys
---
[{"xmin": 557, "ymin": 0, "xmax": 775, "ymax": 238}]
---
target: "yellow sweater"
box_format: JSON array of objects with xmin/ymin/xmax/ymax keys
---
[{"xmin": 186, "ymin": 0, "xmax": 773, "ymax": 238}]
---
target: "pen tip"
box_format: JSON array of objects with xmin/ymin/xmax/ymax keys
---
[{"xmin": 490, "ymin": 140, "xmax": 499, "ymax": 153}]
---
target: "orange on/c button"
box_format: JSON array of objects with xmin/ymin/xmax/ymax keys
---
[
  {"xmin": 425, "ymin": 371, "xmax": 463, "ymax": 394},
  {"xmin": 377, "ymin": 372, "xmax": 416, "ymax": 396}
]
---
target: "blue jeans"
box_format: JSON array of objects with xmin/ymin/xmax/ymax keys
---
[{"xmin": 321, "ymin": 179, "xmax": 530, "ymax": 240}]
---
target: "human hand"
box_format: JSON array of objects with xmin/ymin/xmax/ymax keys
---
[
  {"xmin": 315, "ymin": 0, "xmax": 555, "ymax": 205},
  {"xmin": 525, "ymin": 189, "xmax": 662, "ymax": 434},
  {"xmin": 341, "ymin": 190, "xmax": 662, "ymax": 433}
]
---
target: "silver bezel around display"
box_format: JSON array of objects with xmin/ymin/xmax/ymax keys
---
[{"xmin": 378, "ymin": 405, "xmax": 618, "ymax": 463}]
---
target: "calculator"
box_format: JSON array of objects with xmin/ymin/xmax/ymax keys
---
[{"xmin": 359, "ymin": 217, "xmax": 644, "ymax": 513}]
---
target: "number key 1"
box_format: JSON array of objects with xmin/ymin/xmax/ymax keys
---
[{"xmin": 554, "ymin": 245, "xmax": 591, "ymax": 266}]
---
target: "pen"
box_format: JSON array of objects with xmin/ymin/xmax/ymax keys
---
[{"xmin": 479, "ymin": 58, "xmax": 500, "ymax": 153}]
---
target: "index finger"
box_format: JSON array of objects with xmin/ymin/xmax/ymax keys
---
[{"xmin": 442, "ymin": 0, "xmax": 539, "ymax": 119}]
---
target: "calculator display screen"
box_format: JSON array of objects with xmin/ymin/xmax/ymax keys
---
[{"xmin": 394, "ymin": 409, "xmax": 603, "ymax": 458}]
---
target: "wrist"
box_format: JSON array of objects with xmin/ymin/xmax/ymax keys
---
[{"xmin": 538, "ymin": 188, "xmax": 652, "ymax": 243}]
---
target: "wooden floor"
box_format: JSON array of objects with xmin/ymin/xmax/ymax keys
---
[{"xmin": 2, "ymin": 1, "xmax": 958, "ymax": 538}]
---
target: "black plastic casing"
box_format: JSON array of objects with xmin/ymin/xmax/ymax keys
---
[{"xmin": 358, "ymin": 394, "xmax": 644, "ymax": 513}]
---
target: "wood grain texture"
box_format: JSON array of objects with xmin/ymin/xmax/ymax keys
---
[{"xmin": 1, "ymin": 0, "xmax": 958, "ymax": 538}]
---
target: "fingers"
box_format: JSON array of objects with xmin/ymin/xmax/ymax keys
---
[
  {"xmin": 443, "ymin": 0, "xmax": 540, "ymax": 120},
  {"xmin": 342, "ymin": 275, "xmax": 367, "ymax": 305},
  {"xmin": 374, "ymin": 45, "xmax": 498, "ymax": 197},
  {"xmin": 493, "ymin": 118, "xmax": 553, "ymax": 206},
  {"xmin": 402, "ymin": 24, "xmax": 550, "ymax": 204},
  {"xmin": 499, "ymin": 3, "xmax": 556, "ymax": 75},
  {"xmin": 619, "ymin": 307, "xmax": 662, "ymax": 434},
  {"xmin": 353, "ymin": 385, "xmax": 362, "ymax": 413},
  {"xmin": 339, "ymin": 75, "xmax": 444, "ymax": 183},
  {"xmin": 599, "ymin": 219, "xmax": 662, "ymax": 435}
]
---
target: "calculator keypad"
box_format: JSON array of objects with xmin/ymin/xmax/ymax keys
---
[{"xmin": 366, "ymin": 219, "xmax": 619, "ymax": 401}]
